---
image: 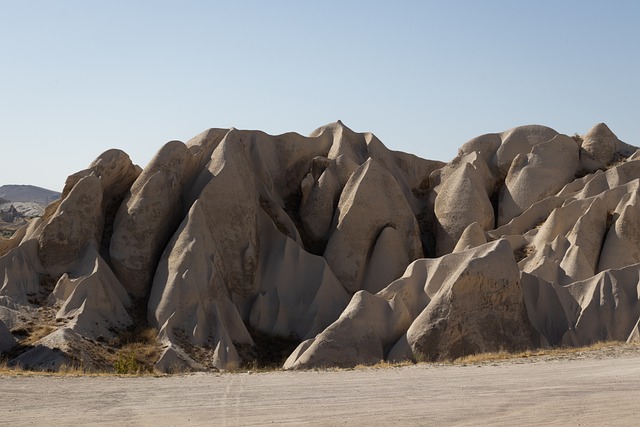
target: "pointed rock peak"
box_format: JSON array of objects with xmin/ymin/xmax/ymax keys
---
[
  {"xmin": 309, "ymin": 120, "xmax": 353, "ymax": 137},
  {"xmin": 584, "ymin": 122, "xmax": 616, "ymax": 140}
]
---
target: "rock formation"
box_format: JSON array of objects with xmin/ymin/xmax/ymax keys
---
[{"xmin": 1, "ymin": 120, "xmax": 639, "ymax": 372}]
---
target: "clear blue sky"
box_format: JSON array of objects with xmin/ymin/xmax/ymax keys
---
[{"xmin": 1, "ymin": 1, "xmax": 638, "ymax": 191}]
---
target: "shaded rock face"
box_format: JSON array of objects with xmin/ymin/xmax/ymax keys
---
[
  {"xmin": 0, "ymin": 319, "xmax": 16, "ymax": 352},
  {"xmin": 1, "ymin": 121, "xmax": 639, "ymax": 372}
]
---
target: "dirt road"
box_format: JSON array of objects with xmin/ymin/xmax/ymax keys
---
[{"xmin": 2, "ymin": 351, "xmax": 640, "ymax": 426}]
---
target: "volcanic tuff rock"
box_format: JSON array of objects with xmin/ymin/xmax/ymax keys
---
[{"xmin": 1, "ymin": 121, "xmax": 640, "ymax": 371}]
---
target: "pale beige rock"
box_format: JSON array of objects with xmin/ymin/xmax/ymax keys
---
[
  {"xmin": 4, "ymin": 120, "xmax": 640, "ymax": 372},
  {"xmin": 598, "ymin": 191, "xmax": 640, "ymax": 271},
  {"xmin": 322, "ymin": 120, "xmax": 370, "ymax": 165},
  {"xmin": 148, "ymin": 197, "xmax": 254, "ymax": 370},
  {"xmin": 300, "ymin": 154, "xmax": 359, "ymax": 243},
  {"xmin": 361, "ymin": 225, "xmax": 417, "ymax": 294},
  {"xmin": 38, "ymin": 174, "xmax": 103, "ymax": 272},
  {"xmin": 520, "ymin": 236, "xmax": 574, "ymax": 286},
  {"xmin": 323, "ymin": 158, "xmax": 423, "ymax": 293},
  {"xmin": 185, "ymin": 128, "xmax": 230, "ymax": 171},
  {"xmin": 250, "ymin": 210, "xmax": 350, "ymax": 339},
  {"xmin": 498, "ymin": 135, "xmax": 580, "ymax": 226},
  {"xmin": 520, "ymin": 272, "xmax": 579, "ymax": 346},
  {"xmin": 523, "ymin": 266, "xmax": 640, "ymax": 346},
  {"xmin": 520, "ymin": 198, "xmax": 607, "ymax": 285},
  {"xmin": 110, "ymin": 140, "xmax": 199, "ymax": 298},
  {"xmin": 452, "ymin": 222, "xmax": 488, "ymax": 253},
  {"xmin": 434, "ymin": 153, "xmax": 494, "ymax": 255},
  {"xmin": 492, "ymin": 125, "xmax": 559, "ymax": 175},
  {"xmin": 559, "ymin": 198, "xmax": 607, "ymax": 281},
  {"xmin": 0, "ymin": 239, "xmax": 42, "ymax": 305},
  {"xmin": 154, "ymin": 343, "xmax": 208, "ymax": 373},
  {"xmin": 389, "ymin": 240, "xmax": 534, "ymax": 362},
  {"xmin": 55, "ymin": 150, "xmax": 141, "ymax": 265},
  {"xmin": 284, "ymin": 288, "xmax": 412, "ymax": 369},
  {"xmin": 560, "ymin": 159, "xmax": 640, "ymax": 200},
  {"xmin": 300, "ymin": 122, "xmax": 441, "ymax": 248},
  {"xmin": 490, "ymin": 196, "xmax": 565, "ymax": 239},
  {"xmin": 494, "ymin": 159, "xmax": 640, "ymax": 240},
  {"xmin": 364, "ymin": 133, "xmax": 444, "ymax": 214},
  {"xmin": 580, "ymin": 123, "xmax": 618, "ymax": 171},
  {"xmin": 194, "ymin": 132, "xmax": 262, "ymax": 297},
  {"xmin": 56, "ymin": 245, "xmax": 132, "ymax": 340},
  {"xmin": 285, "ymin": 240, "xmax": 535, "ymax": 369},
  {"xmin": 62, "ymin": 149, "xmax": 139, "ymax": 196},
  {"xmin": 458, "ymin": 133, "xmax": 502, "ymax": 166},
  {"xmin": 12, "ymin": 328, "xmax": 94, "ymax": 371},
  {"xmin": 86, "ymin": 149, "xmax": 141, "ymax": 198}
]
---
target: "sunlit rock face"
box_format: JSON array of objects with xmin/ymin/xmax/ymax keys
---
[{"xmin": 2, "ymin": 121, "xmax": 640, "ymax": 372}]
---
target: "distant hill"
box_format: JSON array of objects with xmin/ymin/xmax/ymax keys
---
[{"xmin": 0, "ymin": 185, "xmax": 60, "ymax": 207}]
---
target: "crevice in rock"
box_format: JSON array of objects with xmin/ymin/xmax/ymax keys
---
[
  {"xmin": 259, "ymin": 195, "xmax": 294, "ymax": 240},
  {"xmin": 416, "ymin": 208, "xmax": 437, "ymax": 258},
  {"xmin": 595, "ymin": 211, "xmax": 617, "ymax": 268},
  {"xmin": 283, "ymin": 188, "xmax": 327, "ymax": 256},
  {"xmin": 99, "ymin": 192, "xmax": 128, "ymax": 264},
  {"xmin": 489, "ymin": 178, "xmax": 505, "ymax": 229},
  {"xmin": 235, "ymin": 327, "xmax": 301, "ymax": 369}
]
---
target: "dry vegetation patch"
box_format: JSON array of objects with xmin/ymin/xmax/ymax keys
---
[{"xmin": 451, "ymin": 341, "xmax": 640, "ymax": 365}]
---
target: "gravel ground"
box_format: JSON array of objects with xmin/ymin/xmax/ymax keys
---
[{"xmin": 2, "ymin": 344, "xmax": 640, "ymax": 426}]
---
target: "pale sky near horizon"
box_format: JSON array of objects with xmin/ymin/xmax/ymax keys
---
[{"xmin": 1, "ymin": 1, "xmax": 638, "ymax": 191}]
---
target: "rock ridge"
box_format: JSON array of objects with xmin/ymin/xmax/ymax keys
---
[{"xmin": 1, "ymin": 121, "xmax": 639, "ymax": 371}]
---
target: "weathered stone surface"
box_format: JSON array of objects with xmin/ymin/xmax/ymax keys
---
[
  {"xmin": 2, "ymin": 121, "xmax": 640, "ymax": 372},
  {"xmin": 285, "ymin": 240, "xmax": 535, "ymax": 369},
  {"xmin": 0, "ymin": 239, "xmax": 42, "ymax": 305},
  {"xmin": 250, "ymin": 210, "xmax": 350, "ymax": 339},
  {"xmin": 433, "ymin": 153, "xmax": 494, "ymax": 255},
  {"xmin": 55, "ymin": 245, "xmax": 132, "ymax": 340},
  {"xmin": 580, "ymin": 123, "xmax": 619, "ymax": 172},
  {"xmin": 598, "ymin": 191, "xmax": 640, "ymax": 271},
  {"xmin": 492, "ymin": 125, "xmax": 559, "ymax": 175},
  {"xmin": 523, "ymin": 266, "xmax": 640, "ymax": 346},
  {"xmin": 498, "ymin": 135, "xmax": 580, "ymax": 226},
  {"xmin": 148, "ymin": 198, "xmax": 254, "ymax": 370},
  {"xmin": 37, "ymin": 174, "xmax": 103, "ymax": 272},
  {"xmin": 323, "ymin": 159, "xmax": 423, "ymax": 293},
  {"xmin": 390, "ymin": 240, "xmax": 535, "ymax": 362},
  {"xmin": 452, "ymin": 222, "xmax": 487, "ymax": 253},
  {"xmin": 110, "ymin": 140, "xmax": 200, "ymax": 298}
]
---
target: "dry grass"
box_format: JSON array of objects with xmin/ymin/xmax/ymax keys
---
[
  {"xmin": 0, "ymin": 326, "xmax": 163, "ymax": 377},
  {"xmin": 1, "ymin": 339, "xmax": 636, "ymax": 377},
  {"xmin": 14, "ymin": 324, "xmax": 56, "ymax": 346},
  {"xmin": 571, "ymin": 133, "xmax": 583, "ymax": 144},
  {"xmin": 0, "ymin": 359, "xmax": 136, "ymax": 377},
  {"xmin": 353, "ymin": 360, "xmax": 415, "ymax": 370},
  {"xmin": 111, "ymin": 327, "xmax": 161, "ymax": 375},
  {"xmin": 451, "ymin": 340, "xmax": 634, "ymax": 365}
]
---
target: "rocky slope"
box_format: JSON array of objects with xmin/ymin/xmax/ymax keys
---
[{"xmin": 1, "ymin": 121, "xmax": 639, "ymax": 371}]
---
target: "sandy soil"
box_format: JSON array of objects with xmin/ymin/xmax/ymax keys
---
[{"xmin": 2, "ymin": 346, "xmax": 640, "ymax": 426}]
